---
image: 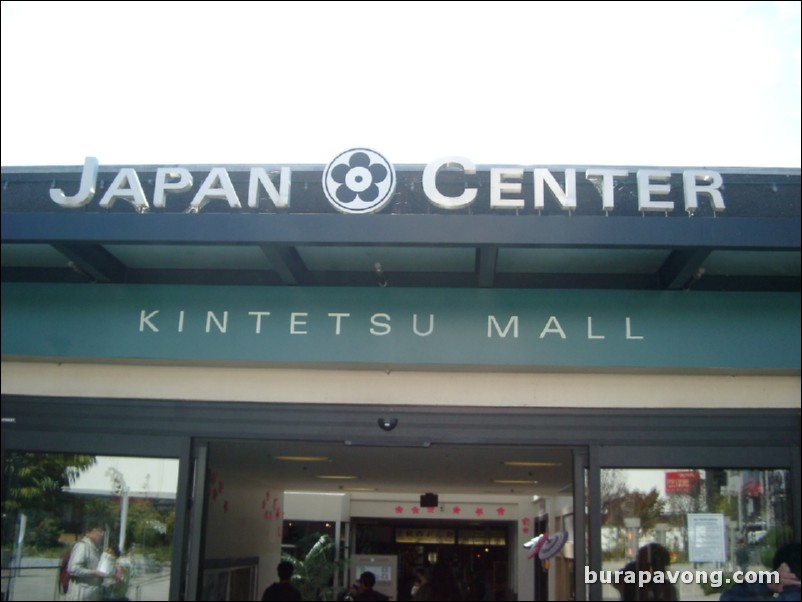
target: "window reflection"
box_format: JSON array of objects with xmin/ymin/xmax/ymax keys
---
[
  {"xmin": 600, "ymin": 468, "xmax": 792, "ymax": 601},
  {"xmin": 2, "ymin": 453, "xmax": 178, "ymax": 601}
]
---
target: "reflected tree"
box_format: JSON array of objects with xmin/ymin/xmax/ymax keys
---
[
  {"xmin": 604, "ymin": 487, "xmax": 665, "ymax": 531},
  {"xmin": 2, "ymin": 453, "xmax": 96, "ymax": 549},
  {"xmin": 601, "ymin": 470, "xmax": 665, "ymax": 558}
]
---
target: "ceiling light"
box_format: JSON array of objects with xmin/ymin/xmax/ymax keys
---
[
  {"xmin": 503, "ymin": 461, "xmax": 562, "ymax": 467},
  {"xmin": 274, "ymin": 456, "xmax": 330, "ymax": 462},
  {"xmin": 316, "ymin": 475, "xmax": 358, "ymax": 480},
  {"xmin": 343, "ymin": 487, "xmax": 377, "ymax": 492},
  {"xmin": 493, "ymin": 479, "xmax": 539, "ymax": 484},
  {"xmin": 345, "ymin": 440, "xmax": 431, "ymax": 448}
]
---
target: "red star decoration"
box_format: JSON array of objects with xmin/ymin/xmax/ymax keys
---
[
  {"xmin": 427, "ymin": 507, "xmax": 436, "ymax": 513},
  {"xmin": 522, "ymin": 527, "xmax": 530, "ymax": 534},
  {"xmin": 475, "ymin": 508, "xmax": 484, "ymax": 517},
  {"xmin": 452, "ymin": 506, "xmax": 462, "ymax": 514},
  {"xmin": 395, "ymin": 506, "xmax": 404, "ymax": 514},
  {"xmin": 412, "ymin": 506, "xmax": 420, "ymax": 514},
  {"xmin": 522, "ymin": 517, "xmax": 531, "ymax": 525},
  {"xmin": 496, "ymin": 507, "xmax": 506, "ymax": 516}
]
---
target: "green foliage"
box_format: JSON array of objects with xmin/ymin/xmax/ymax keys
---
[
  {"xmin": 3, "ymin": 452, "xmax": 97, "ymax": 549},
  {"xmin": 84, "ymin": 498, "xmax": 119, "ymax": 531},
  {"xmin": 81, "ymin": 496, "xmax": 174, "ymax": 553},
  {"xmin": 700, "ymin": 573, "xmax": 734, "ymax": 596},
  {"xmin": 3, "ymin": 453, "xmax": 96, "ymax": 514},
  {"xmin": 26, "ymin": 516, "xmax": 62, "ymax": 549},
  {"xmin": 127, "ymin": 499, "xmax": 172, "ymax": 548},
  {"xmin": 282, "ymin": 534, "xmax": 349, "ymax": 602},
  {"xmin": 709, "ymin": 492, "xmax": 738, "ymax": 521},
  {"xmin": 759, "ymin": 526, "xmax": 795, "ymax": 568}
]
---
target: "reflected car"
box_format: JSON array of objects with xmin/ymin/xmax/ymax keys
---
[{"xmin": 744, "ymin": 523, "xmax": 768, "ymax": 545}]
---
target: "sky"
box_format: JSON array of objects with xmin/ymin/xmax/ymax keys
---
[
  {"xmin": 1, "ymin": 1, "xmax": 800, "ymax": 168},
  {"xmin": 70, "ymin": 456, "xmax": 179, "ymax": 498}
]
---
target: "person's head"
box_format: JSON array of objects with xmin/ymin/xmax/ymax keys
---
[
  {"xmin": 277, "ymin": 560, "xmax": 294, "ymax": 581},
  {"xmin": 772, "ymin": 543, "xmax": 801, "ymax": 580},
  {"xmin": 359, "ymin": 571, "xmax": 376, "ymax": 591},
  {"xmin": 85, "ymin": 524, "xmax": 104, "ymax": 545},
  {"xmin": 637, "ymin": 543, "xmax": 671, "ymax": 572}
]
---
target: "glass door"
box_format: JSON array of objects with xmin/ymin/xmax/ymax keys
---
[
  {"xmin": 599, "ymin": 467, "xmax": 794, "ymax": 601},
  {"xmin": 2, "ymin": 452, "xmax": 180, "ymax": 601},
  {"xmin": 587, "ymin": 438, "xmax": 800, "ymax": 602}
]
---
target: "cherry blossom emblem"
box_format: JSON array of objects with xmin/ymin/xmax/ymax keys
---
[{"xmin": 322, "ymin": 148, "xmax": 396, "ymax": 214}]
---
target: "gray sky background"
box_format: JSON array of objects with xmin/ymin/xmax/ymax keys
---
[
  {"xmin": 1, "ymin": 1, "xmax": 799, "ymax": 168},
  {"xmin": 71, "ymin": 456, "xmax": 179, "ymax": 498}
]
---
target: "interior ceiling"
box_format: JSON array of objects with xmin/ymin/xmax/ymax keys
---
[{"xmin": 208, "ymin": 439, "xmax": 575, "ymax": 497}]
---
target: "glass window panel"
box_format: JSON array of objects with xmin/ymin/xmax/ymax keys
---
[
  {"xmin": 2, "ymin": 452, "xmax": 179, "ymax": 601},
  {"xmin": 599, "ymin": 468, "xmax": 793, "ymax": 602}
]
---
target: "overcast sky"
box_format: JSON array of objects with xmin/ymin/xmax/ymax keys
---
[
  {"xmin": 1, "ymin": 1, "xmax": 799, "ymax": 168},
  {"xmin": 71, "ymin": 456, "xmax": 179, "ymax": 498}
]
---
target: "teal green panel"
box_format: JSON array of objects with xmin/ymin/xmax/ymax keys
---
[{"xmin": 1, "ymin": 284, "xmax": 799, "ymax": 370}]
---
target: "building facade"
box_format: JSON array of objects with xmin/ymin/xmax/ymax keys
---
[{"xmin": 2, "ymin": 152, "xmax": 800, "ymax": 601}]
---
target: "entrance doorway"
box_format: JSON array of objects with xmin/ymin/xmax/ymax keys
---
[
  {"xmin": 199, "ymin": 439, "xmax": 577, "ymax": 601},
  {"xmin": 353, "ymin": 518, "xmax": 512, "ymax": 601}
]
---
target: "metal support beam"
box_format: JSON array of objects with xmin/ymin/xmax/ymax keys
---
[
  {"xmin": 588, "ymin": 446, "xmax": 602, "ymax": 602},
  {"xmin": 260, "ymin": 245, "xmax": 308, "ymax": 285},
  {"xmin": 51, "ymin": 243, "xmax": 127, "ymax": 283},
  {"xmin": 476, "ymin": 246, "xmax": 498, "ymax": 287},
  {"xmin": 658, "ymin": 249, "xmax": 711, "ymax": 290}
]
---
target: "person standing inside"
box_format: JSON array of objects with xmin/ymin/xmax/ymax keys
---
[
  {"xmin": 66, "ymin": 524, "xmax": 105, "ymax": 601},
  {"xmin": 354, "ymin": 571, "xmax": 390, "ymax": 601},
  {"xmin": 261, "ymin": 560, "xmax": 302, "ymax": 601},
  {"xmin": 413, "ymin": 562, "xmax": 464, "ymax": 601}
]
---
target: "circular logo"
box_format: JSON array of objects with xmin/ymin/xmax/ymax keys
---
[
  {"xmin": 538, "ymin": 531, "xmax": 568, "ymax": 560},
  {"xmin": 322, "ymin": 148, "xmax": 396, "ymax": 214}
]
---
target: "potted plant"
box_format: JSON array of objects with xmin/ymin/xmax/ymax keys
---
[{"xmin": 283, "ymin": 534, "xmax": 350, "ymax": 601}]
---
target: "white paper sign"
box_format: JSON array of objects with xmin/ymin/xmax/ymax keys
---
[{"xmin": 688, "ymin": 513, "xmax": 726, "ymax": 563}]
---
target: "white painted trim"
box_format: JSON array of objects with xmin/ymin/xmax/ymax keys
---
[{"xmin": 2, "ymin": 361, "xmax": 799, "ymax": 409}]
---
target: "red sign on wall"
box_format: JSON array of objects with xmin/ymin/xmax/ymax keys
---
[{"xmin": 666, "ymin": 470, "xmax": 700, "ymax": 494}]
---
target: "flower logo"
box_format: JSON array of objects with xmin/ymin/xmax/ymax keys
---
[{"xmin": 322, "ymin": 148, "xmax": 396, "ymax": 214}]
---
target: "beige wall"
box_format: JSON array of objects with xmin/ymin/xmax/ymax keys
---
[
  {"xmin": 203, "ymin": 462, "xmax": 284, "ymax": 598},
  {"xmin": 2, "ymin": 361, "xmax": 799, "ymax": 409}
]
